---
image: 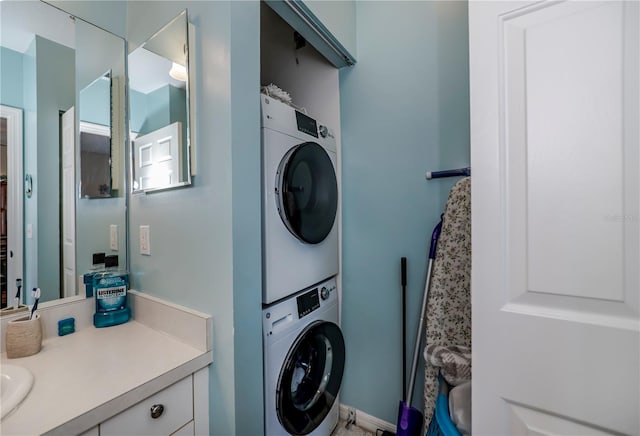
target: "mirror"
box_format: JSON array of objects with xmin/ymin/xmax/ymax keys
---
[
  {"xmin": 0, "ymin": 1, "xmax": 127, "ymax": 307},
  {"xmin": 79, "ymin": 71, "xmax": 113, "ymax": 199},
  {"xmin": 129, "ymin": 10, "xmax": 193, "ymax": 193}
]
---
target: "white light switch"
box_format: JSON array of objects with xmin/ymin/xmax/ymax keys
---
[
  {"xmin": 110, "ymin": 224, "xmax": 118, "ymax": 250},
  {"xmin": 26, "ymin": 224, "xmax": 33, "ymax": 239},
  {"xmin": 140, "ymin": 225, "xmax": 151, "ymax": 255}
]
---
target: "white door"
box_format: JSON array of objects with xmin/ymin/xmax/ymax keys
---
[
  {"xmin": 133, "ymin": 122, "xmax": 182, "ymax": 191},
  {"xmin": 470, "ymin": 1, "xmax": 639, "ymax": 435},
  {"xmin": 1, "ymin": 105, "xmax": 23, "ymax": 302},
  {"xmin": 62, "ymin": 108, "xmax": 76, "ymax": 298}
]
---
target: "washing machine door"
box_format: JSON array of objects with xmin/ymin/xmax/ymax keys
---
[
  {"xmin": 276, "ymin": 142, "xmax": 338, "ymax": 244},
  {"xmin": 276, "ymin": 321, "xmax": 345, "ymax": 435}
]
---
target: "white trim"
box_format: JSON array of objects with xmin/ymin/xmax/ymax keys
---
[
  {"xmin": 338, "ymin": 404, "xmax": 396, "ymax": 434},
  {"xmin": 1, "ymin": 105, "xmax": 24, "ymax": 303},
  {"xmin": 79, "ymin": 120, "xmax": 110, "ymax": 137}
]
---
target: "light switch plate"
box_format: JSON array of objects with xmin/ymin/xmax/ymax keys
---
[
  {"xmin": 140, "ymin": 225, "xmax": 151, "ymax": 255},
  {"xmin": 110, "ymin": 225, "xmax": 118, "ymax": 250}
]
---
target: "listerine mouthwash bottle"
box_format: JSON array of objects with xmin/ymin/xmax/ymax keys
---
[{"xmin": 93, "ymin": 255, "xmax": 130, "ymax": 327}]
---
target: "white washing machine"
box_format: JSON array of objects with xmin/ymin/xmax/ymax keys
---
[
  {"xmin": 261, "ymin": 95, "xmax": 339, "ymax": 304},
  {"xmin": 263, "ymin": 277, "xmax": 345, "ymax": 436}
]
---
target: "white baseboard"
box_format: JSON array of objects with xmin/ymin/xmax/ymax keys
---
[{"xmin": 339, "ymin": 404, "xmax": 396, "ymax": 434}]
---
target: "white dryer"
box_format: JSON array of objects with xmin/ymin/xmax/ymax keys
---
[
  {"xmin": 263, "ymin": 277, "xmax": 345, "ymax": 435},
  {"xmin": 261, "ymin": 95, "xmax": 339, "ymax": 304}
]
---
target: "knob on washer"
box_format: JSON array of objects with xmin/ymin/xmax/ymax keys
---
[{"xmin": 319, "ymin": 125, "xmax": 328, "ymax": 138}]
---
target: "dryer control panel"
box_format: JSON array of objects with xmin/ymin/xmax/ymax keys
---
[
  {"xmin": 297, "ymin": 288, "xmax": 320, "ymax": 318},
  {"xmin": 295, "ymin": 110, "xmax": 318, "ymax": 138}
]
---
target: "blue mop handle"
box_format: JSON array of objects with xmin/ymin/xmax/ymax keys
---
[
  {"xmin": 429, "ymin": 216, "xmax": 443, "ymax": 260},
  {"xmin": 406, "ymin": 216, "xmax": 444, "ymax": 405}
]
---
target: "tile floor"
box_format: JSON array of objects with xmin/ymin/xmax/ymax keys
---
[{"xmin": 331, "ymin": 419, "xmax": 378, "ymax": 436}]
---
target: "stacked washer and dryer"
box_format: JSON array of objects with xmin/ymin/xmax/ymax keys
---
[{"xmin": 261, "ymin": 94, "xmax": 345, "ymax": 436}]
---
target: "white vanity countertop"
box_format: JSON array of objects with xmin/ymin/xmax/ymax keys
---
[{"xmin": 0, "ymin": 320, "xmax": 212, "ymax": 436}]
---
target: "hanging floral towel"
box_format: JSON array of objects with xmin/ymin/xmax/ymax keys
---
[
  {"xmin": 424, "ymin": 344, "xmax": 472, "ymax": 386},
  {"xmin": 423, "ymin": 176, "xmax": 471, "ymax": 427}
]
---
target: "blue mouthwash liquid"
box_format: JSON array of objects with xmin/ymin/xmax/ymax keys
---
[{"xmin": 93, "ymin": 255, "xmax": 130, "ymax": 328}]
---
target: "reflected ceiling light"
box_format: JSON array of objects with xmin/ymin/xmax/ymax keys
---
[{"xmin": 169, "ymin": 62, "xmax": 187, "ymax": 82}]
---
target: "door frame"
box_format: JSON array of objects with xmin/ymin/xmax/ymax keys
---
[{"xmin": 1, "ymin": 105, "xmax": 24, "ymax": 303}]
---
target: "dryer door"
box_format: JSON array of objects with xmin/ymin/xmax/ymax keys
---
[
  {"xmin": 276, "ymin": 321, "xmax": 345, "ymax": 435},
  {"xmin": 276, "ymin": 142, "xmax": 338, "ymax": 244}
]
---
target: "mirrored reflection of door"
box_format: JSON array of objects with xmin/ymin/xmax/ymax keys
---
[
  {"xmin": 132, "ymin": 122, "xmax": 182, "ymax": 191},
  {"xmin": 79, "ymin": 122, "xmax": 112, "ymax": 198},
  {"xmin": 61, "ymin": 108, "xmax": 75, "ymax": 298},
  {"xmin": 0, "ymin": 106, "xmax": 23, "ymax": 308}
]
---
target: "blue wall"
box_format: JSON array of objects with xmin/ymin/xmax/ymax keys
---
[
  {"xmin": 129, "ymin": 88, "xmax": 146, "ymax": 133},
  {"xmin": 130, "ymin": 85, "xmax": 186, "ymax": 135},
  {"xmin": 339, "ymin": 1, "xmax": 470, "ymax": 424},
  {"xmin": 50, "ymin": 1, "xmax": 128, "ymax": 39},
  {"xmin": 34, "ymin": 36, "xmax": 75, "ymax": 302},
  {"xmin": 11, "ymin": 36, "xmax": 75, "ymax": 302},
  {"xmin": 0, "ymin": 47, "xmax": 24, "ymax": 108},
  {"xmin": 79, "ymin": 77, "xmax": 111, "ymax": 126},
  {"xmin": 125, "ymin": 2, "xmax": 262, "ymax": 435}
]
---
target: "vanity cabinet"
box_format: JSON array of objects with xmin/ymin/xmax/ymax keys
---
[{"xmin": 100, "ymin": 374, "xmax": 195, "ymax": 436}]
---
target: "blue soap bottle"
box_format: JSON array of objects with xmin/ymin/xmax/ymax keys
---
[
  {"xmin": 93, "ymin": 255, "xmax": 130, "ymax": 328},
  {"xmin": 83, "ymin": 252, "xmax": 105, "ymax": 298}
]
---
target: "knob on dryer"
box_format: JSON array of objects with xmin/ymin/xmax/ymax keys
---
[
  {"xmin": 319, "ymin": 125, "xmax": 328, "ymax": 138},
  {"xmin": 320, "ymin": 287, "xmax": 330, "ymax": 300}
]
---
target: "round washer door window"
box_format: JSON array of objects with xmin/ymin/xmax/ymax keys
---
[
  {"xmin": 276, "ymin": 142, "xmax": 338, "ymax": 244},
  {"xmin": 276, "ymin": 321, "xmax": 345, "ymax": 435}
]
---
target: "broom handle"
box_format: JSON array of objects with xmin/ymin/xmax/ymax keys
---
[{"xmin": 405, "ymin": 218, "xmax": 442, "ymax": 405}]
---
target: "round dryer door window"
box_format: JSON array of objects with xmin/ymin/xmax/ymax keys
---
[
  {"xmin": 276, "ymin": 321, "xmax": 345, "ymax": 435},
  {"xmin": 276, "ymin": 142, "xmax": 338, "ymax": 244}
]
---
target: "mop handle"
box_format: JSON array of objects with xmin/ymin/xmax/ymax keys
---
[{"xmin": 405, "ymin": 218, "xmax": 442, "ymax": 405}]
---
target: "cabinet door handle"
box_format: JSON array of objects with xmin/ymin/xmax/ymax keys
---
[{"xmin": 150, "ymin": 404, "xmax": 164, "ymax": 419}]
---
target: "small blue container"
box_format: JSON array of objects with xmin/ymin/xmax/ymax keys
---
[{"xmin": 58, "ymin": 317, "xmax": 75, "ymax": 336}]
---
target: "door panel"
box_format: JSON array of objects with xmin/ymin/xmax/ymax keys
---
[
  {"xmin": 471, "ymin": 1, "xmax": 639, "ymax": 434},
  {"xmin": 133, "ymin": 122, "xmax": 182, "ymax": 191},
  {"xmin": 1, "ymin": 106, "xmax": 23, "ymax": 306}
]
